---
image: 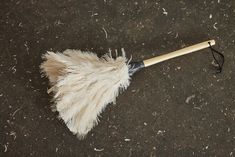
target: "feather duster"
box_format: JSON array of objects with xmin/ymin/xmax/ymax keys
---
[{"xmin": 40, "ymin": 40, "xmax": 216, "ymax": 139}]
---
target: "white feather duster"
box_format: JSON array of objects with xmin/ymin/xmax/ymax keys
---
[
  {"xmin": 40, "ymin": 40, "xmax": 215, "ymax": 139},
  {"xmin": 40, "ymin": 49, "xmax": 131, "ymax": 138}
]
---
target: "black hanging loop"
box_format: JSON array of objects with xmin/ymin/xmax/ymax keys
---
[{"xmin": 208, "ymin": 42, "xmax": 224, "ymax": 73}]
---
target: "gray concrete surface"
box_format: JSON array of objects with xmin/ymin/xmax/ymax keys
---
[{"xmin": 0, "ymin": 0, "xmax": 234, "ymax": 156}]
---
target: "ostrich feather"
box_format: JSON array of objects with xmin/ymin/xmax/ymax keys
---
[{"xmin": 40, "ymin": 49, "xmax": 131, "ymax": 138}]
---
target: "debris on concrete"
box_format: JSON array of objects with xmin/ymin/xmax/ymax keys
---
[
  {"xmin": 94, "ymin": 148, "xmax": 104, "ymax": 152},
  {"xmin": 124, "ymin": 138, "xmax": 131, "ymax": 142},
  {"xmin": 185, "ymin": 94, "xmax": 196, "ymax": 104},
  {"xmin": 162, "ymin": 8, "xmax": 168, "ymax": 15}
]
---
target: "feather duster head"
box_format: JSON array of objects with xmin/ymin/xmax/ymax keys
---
[{"xmin": 40, "ymin": 50, "xmax": 131, "ymax": 139}]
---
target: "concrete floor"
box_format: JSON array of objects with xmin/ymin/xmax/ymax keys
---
[{"xmin": 0, "ymin": 0, "xmax": 234, "ymax": 156}]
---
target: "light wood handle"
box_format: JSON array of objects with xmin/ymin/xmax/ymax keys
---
[{"xmin": 143, "ymin": 40, "xmax": 215, "ymax": 67}]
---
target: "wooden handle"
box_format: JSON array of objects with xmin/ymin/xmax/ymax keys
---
[{"xmin": 143, "ymin": 40, "xmax": 215, "ymax": 67}]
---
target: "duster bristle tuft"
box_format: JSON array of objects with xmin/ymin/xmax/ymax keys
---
[{"xmin": 40, "ymin": 49, "xmax": 131, "ymax": 138}]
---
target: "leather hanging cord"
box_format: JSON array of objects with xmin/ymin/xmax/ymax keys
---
[{"xmin": 208, "ymin": 42, "xmax": 225, "ymax": 73}]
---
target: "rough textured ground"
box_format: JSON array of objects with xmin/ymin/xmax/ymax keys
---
[{"xmin": 0, "ymin": 0, "xmax": 234, "ymax": 156}]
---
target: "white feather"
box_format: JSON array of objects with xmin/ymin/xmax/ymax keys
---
[{"xmin": 40, "ymin": 49, "xmax": 130, "ymax": 139}]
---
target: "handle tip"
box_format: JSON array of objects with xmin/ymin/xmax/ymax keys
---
[{"xmin": 208, "ymin": 39, "xmax": 216, "ymax": 46}]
